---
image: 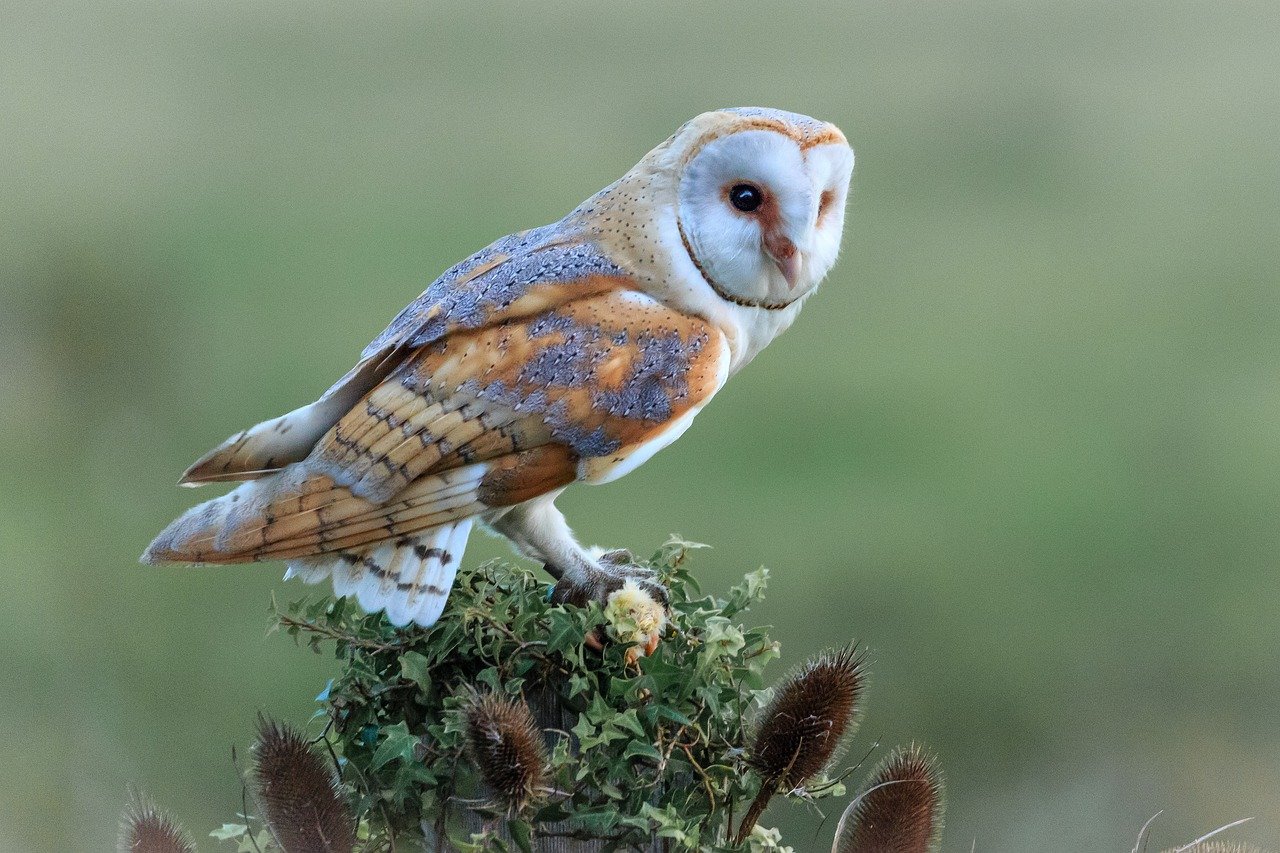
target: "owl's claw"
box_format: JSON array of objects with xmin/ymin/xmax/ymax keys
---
[{"xmin": 547, "ymin": 552, "xmax": 669, "ymax": 662}]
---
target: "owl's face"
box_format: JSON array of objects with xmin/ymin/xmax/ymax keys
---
[{"xmin": 674, "ymin": 111, "xmax": 854, "ymax": 309}]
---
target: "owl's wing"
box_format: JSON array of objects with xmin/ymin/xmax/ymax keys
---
[
  {"xmin": 180, "ymin": 222, "xmax": 628, "ymax": 486},
  {"xmin": 146, "ymin": 285, "xmax": 727, "ymax": 565}
]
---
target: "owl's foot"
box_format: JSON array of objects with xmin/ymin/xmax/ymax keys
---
[{"xmin": 548, "ymin": 550, "xmax": 669, "ymax": 662}]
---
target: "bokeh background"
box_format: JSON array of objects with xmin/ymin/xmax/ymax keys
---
[{"xmin": 3, "ymin": 1, "xmax": 1279, "ymax": 850}]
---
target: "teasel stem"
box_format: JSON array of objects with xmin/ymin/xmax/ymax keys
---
[{"xmin": 734, "ymin": 782, "xmax": 779, "ymax": 848}]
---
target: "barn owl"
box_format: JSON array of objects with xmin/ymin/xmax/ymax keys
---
[{"xmin": 144, "ymin": 107, "xmax": 854, "ymax": 643}]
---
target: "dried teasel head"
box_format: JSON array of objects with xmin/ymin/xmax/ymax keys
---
[
  {"xmin": 463, "ymin": 691, "xmax": 548, "ymax": 814},
  {"xmin": 749, "ymin": 644, "xmax": 867, "ymax": 789},
  {"xmin": 252, "ymin": 716, "xmax": 356, "ymax": 853},
  {"xmin": 735, "ymin": 644, "xmax": 867, "ymax": 844},
  {"xmin": 833, "ymin": 744, "xmax": 944, "ymax": 853},
  {"xmin": 118, "ymin": 790, "xmax": 195, "ymax": 853}
]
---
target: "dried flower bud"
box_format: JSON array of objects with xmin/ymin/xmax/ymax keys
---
[
  {"xmin": 736, "ymin": 645, "xmax": 866, "ymax": 843},
  {"xmin": 252, "ymin": 716, "xmax": 356, "ymax": 853},
  {"xmin": 463, "ymin": 691, "xmax": 548, "ymax": 814},
  {"xmin": 117, "ymin": 790, "xmax": 195, "ymax": 853},
  {"xmin": 750, "ymin": 645, "xmax": 866, "ymax": 789},
  {"xmin": 833, "ymin": 744, "xmax": 944, "ymax": 853}
]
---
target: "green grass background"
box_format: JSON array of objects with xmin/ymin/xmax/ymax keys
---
[{"xmin": 3, "ymin": 1, "xmax": 1278, "ymax": 850}]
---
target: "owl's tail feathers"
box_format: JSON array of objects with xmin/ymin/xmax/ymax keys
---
[
  {"xmin": 284, "ymin": 518, "xmax": 473, "ymax": 627},
  {"xmin": 142, "ymin": 475, "xmax": 475, "ymax": 628}
]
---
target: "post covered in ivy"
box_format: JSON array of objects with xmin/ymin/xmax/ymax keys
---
[
  {"xmin": 179, "ymin": 539, "xmax": 943, "ymax": 852},
  {"xmin": 277, "ymin": 540, "xmax": 823, "ymax": 850}
]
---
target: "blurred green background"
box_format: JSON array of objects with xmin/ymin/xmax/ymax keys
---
[{"xmin": 3, "ymin": 1, "xmax": 1278, "ymax": 850}]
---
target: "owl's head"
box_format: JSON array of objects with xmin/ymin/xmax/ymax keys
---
[{"xmin": 665, "ymin": 107, "xmax": 854, "ymax": 309}]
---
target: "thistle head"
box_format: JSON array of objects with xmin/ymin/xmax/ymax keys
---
[
  {"xmin": 251, "ymin": 716, "xmax": 356, "ymax": 853},
  {"xmin": 463, "ymin": 691, "xmax": 548, "ymax": 814},
  {"xmin": 833, "ymin": 744, "xmax": 944, "ymax": 853},
  {"xmin": 117, "ymin": 790, "xmax": 195, "ymax": 853},
  {"xmin": 749, "ymin": 644, "xmax": 867, "ymax": 790}
]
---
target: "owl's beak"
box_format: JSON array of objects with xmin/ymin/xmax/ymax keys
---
[{"xmin": 764, "ymin": 232, "xmax": 802, "ymax": 290}]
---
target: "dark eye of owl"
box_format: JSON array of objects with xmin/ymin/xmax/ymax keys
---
[{"xmin": 728, "ymin": 183, "xmax": 763, "ymax": 213}]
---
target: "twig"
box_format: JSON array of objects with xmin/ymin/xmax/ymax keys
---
[
  {"xmin": 230, "ymin": 745, "xmax": 265, "ymax": 853},
  {"xmin": 276, "ymin": 612, "xmax": 414, "ymax": 653}
]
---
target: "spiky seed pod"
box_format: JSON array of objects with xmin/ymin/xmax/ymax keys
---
[
  {"xmin": 735, "ymin": 645, "xmax": 866, "ymax": 844},
  {"xmin": 117, "ymin": 790, "xmax": 196, "ymax": 853},
  {"xmin": 463, "ymin": 691, "xmax": 548, "ymax": 815},
  {"xmin": 251, "ymin": 716, "xmax": 356, "ymax": 853},
  {"xmin": 833, "ymin": 744, "xmax": 944, "ymax": 853},
  {"xmin": 750, "ymin": 645, "xmax": 866, "ymax": 788},
  {"xmin": 1162, "ymin": 844, "xmax": 1271, "ymax": 853}
]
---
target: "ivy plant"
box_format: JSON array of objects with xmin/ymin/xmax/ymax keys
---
[{"xmin": 258, "ymin": 538, "xmax": 849, "ymax": 851}]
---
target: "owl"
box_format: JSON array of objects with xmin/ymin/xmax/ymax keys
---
[{"xmin": 145, "ymin": 107, "xmax": 854, "ymax": 645}]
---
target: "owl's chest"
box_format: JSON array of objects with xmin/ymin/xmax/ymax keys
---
[{"xmin": 719, "ymin": 298, "xmax": 808, "ymax": 376}]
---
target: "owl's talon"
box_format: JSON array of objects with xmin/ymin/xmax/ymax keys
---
[{"xmin": 598, "ymin": 548, "xmax": 636, "ymax": 568}]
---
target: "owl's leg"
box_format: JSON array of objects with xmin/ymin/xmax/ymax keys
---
[{"xmin": 487, "ymin": 494, "xmax": 668, "ymax": 658}]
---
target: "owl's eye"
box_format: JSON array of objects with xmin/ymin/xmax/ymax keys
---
[{"xmin": 728, "ymin": 183, "xmax": 763, "ymax": 213}]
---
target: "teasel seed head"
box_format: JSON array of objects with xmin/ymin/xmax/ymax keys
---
[
  {"xmin": 463, "ymin": 691, "xmax": 548, "ymax": 815},
  {"xmin": 750, "ymin": 644, "xmax": 867, "ymax": 789},
  {"xmin": 833, "ymin": 744, "xmax": 944, "ymax": 853},
  {"xmin": 251, "ymin": 716, "xmax": 356, "ymax": 853},
  {"xmin": 117, "ymin": 789, "xmax": 195, "ymax": 853},
  {"xmin": 735, "ymin": 644, "xmax": 867, "ymax": 844}
]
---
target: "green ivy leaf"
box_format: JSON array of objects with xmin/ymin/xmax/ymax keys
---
[
  {"xmin": 567, "ymin": 672, "xmax": 592, "ymax": 698},
  {"xmin": 475, "ymin": 666, "xmax": 502, "ymax": 692},
  {"xmin": 613, "ymin": 708, "xmax": 646, "ymax": 738},
  {"xmin": 723, "ymin": 566, "xmax": 770, "ymax": 617},
  {"xmin": 545, "ymin": 609, "xmax": 582, "ymax": 655},
  {"xmin": 623, "ymin": 740, "xmax": 663, "ymax": 762},
  {"xmin": 506, "ymin": 818, "xmax": 534, "ymax": 853},
  {"xmin": 573, "ymin": 806, "xmax": 620, "ymax": 834},
  {"xmin": 209, "ymin": 823, "xmax": 247, "ymax": 841},
  {"xmin": 398, "ymin": 651, "xmax": 432, "ymax": 690},
  {"xmin": 653, "ymin": 704, "xmax": 694, "ymax": 727},
  {"xmin": 370, "ymin": 721, "xmax": 417, "ymax": 770}
]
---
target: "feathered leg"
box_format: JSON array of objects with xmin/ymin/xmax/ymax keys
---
[{"xmin": 486, "ymin": 494, "xmax": 668, "ymax": 657}]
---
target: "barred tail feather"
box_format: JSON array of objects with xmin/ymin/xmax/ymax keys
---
[
  {"xmin": 286, "ymin": 519, "xmax": 473, "ymax": 627},
  {"xmin": 143, "ymin": 461, "xmax": 481, "ymax": 626}
]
